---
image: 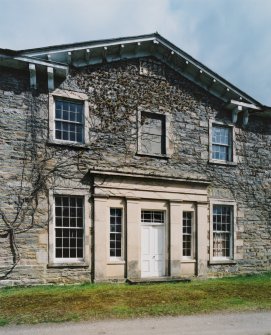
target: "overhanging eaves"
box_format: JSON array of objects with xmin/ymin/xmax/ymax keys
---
[
  {"xmin": 18, "ymin": 33, "xmax": 264, "ymax": 109},
  {"xmin": 1, "ymin": 33, "xmax": 269, "ymax": 115}
]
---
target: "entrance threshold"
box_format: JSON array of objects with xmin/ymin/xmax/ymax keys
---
[{"xmin": 126, "ymin": 276, "xmax": 191, "ymax": 285}]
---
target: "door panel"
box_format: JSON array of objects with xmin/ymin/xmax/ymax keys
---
[{"xmin": 142, "ymin": 226, "xmax": 151, "ymax": 255}]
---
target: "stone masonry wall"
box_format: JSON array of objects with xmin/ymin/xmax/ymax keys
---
[{"xmin": 0, "ymin": 58, "xmax": 270, "ymax": 285}]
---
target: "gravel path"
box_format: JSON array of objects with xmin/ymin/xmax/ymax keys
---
[{"xmin": 0, "ymin": 311, "xmax": 271, "ymax": 335}]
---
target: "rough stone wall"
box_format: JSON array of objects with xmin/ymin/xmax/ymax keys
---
[
  {"xmin": 68, "ymin": 59, "xmax": 271, "ymax": 276},
  {"xmin": 0, "ymin": 68, "xmax": 91, "ymax": 285},
  {"xmin": 0, "ymin": 58, "xmax": 270, "ymax": 285}
]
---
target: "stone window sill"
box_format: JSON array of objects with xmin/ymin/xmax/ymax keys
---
[
  {"xmin": 107, "ymin": 261, "xmax": 126, "ymax": 265},
  {"xmin": 209, "ymin": 260, "xmax": 237, "ymax": 265},
  {"xmin": 208, "ymin": 159, "xmax": 237, "ymax": 166},
  {"xmin": 136, "ymin": 152, "xmax": 169, "ymax": 160},
  {"xmin": 47, "ymin": 262, "xmax": 89, "ymax": 268},
  {"xmin": 47, "ymin": 139, "xmax": 89, "ymax": 150},
  {"xmin": 181, "ymin": 259, "xmax": 196, "ymax": 263}
]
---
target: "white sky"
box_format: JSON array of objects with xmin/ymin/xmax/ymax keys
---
[{"xmin": 0, "ymin": 0, "xmax": 270, "ymax": 105}]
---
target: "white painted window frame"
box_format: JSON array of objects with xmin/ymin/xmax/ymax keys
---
[
  {"xmin": 49, "ymin": 89, "xmax": 90, "ymax": 146},
  {"xmin": 209, "ymin": 119, "xmax": 236, "ymax": 165},
  {"xmin": 109, "ymin": 206, "xmax": 124, "ymax": 262},
  {"xmin": 182, "ymin": 211, "xmax": 195, "ymax": 260},
  {"xmin": 181, "ymin": 203, "xmax": 196, "ymax": 261},
  {"xmin": 106, "ymin": 198, "xmax": 125, "ymax": 263},
  {"xmin": 209, "ymin": 199, "xmax": 237, "ymax": 263},
  {"xmin": 48, "ymin": 188, "xmax": 90, "ymax": 266},
  {"xmin": 141, "ymin": 210, "xmax": 166, "ymax": 226},
  {"xmin": 137, "ymin": 109, "xmax": 171, "ymax": 158}
]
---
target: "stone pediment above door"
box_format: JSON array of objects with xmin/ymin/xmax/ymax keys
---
[{"xmin": 91, "ymin": 170, "xmax": 209, "ymax": 203}]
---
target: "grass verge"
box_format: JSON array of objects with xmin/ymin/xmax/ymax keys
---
[{"xmin": 0, "ymin": 272, "xmax": 270, "ymax": 326}]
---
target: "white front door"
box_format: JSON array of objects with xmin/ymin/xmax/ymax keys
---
[{"xmin": 141, "ymin": 225, "xmax": 165, "ymax": 277}]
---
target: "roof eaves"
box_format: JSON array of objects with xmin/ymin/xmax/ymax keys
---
[
  {"xmin": 15, "ymin": 55, "xmax": 68, "ymax": 69},
  {"xmin": 18, "ymin": 33, "xmax": 158, "ymax": 55},
  {"xmin": 0, "ymin": 53, "xmax": 68, "ymax": 76},
  {"xmin": 0, "ymin": 48, "xmax": 18, "ymax": 56},
  {"xmin": 14, "ymin": 32, "xmax": 264, "ymax": 108},
  {"xmin": 154, "ymin": 34, "xmax": 263, "ymax": 107}
]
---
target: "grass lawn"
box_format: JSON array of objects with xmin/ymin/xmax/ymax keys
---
[{"xmin": 0, "ymin": 273, "xmax": 270, "ymax": 326}]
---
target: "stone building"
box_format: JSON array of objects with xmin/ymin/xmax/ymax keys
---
[{"xmin": 0, "ymin": 33, "xmax": 270, "ymax": 286}]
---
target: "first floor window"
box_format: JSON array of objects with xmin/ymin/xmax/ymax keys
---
[
  {"xmin": 183, "ymin": 211, "xmax": 193, "ymax": 257},
  {"xmin": 140, "ymin": 112, "xmax": 166, "ymax": 155},
  {"xmin": 110, "ymin": 208, "xmax": 122, "ymax": 258},
  {"xmin": 55, "ymin": 99, "xmax": 84, "ymax": 143},
  {"xmin": 55, "ymin": 195, "xmax": 84, "ymax": 259},
  {"xmin": 212, "ymin": 125, "xmax": 232, "ymax": 161},
  {"xmin": 213, "ymin": 205, "xmax": 233, "ymax": 258}
]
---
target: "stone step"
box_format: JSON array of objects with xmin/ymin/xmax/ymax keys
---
[{"xmin": 126, "ymin": 277, "xmax": 191, "ymax": 285}]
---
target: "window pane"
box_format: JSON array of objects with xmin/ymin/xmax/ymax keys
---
[
  {"xmin": 77, "ymin": 198, "xmax": 83, "ymax": 207},
  {"xmin": 55, "ymin": 109, "xmax": 62, "ymax": 119},
  {"xmin": 77, "ymin": 249, "xmax": 83, "ymax": 258},
  {"xmin": 55, "ymin": 206, "xmax": 62, "ymax": 217},
  {"xmin": 76, "ymin": 129, "xmax": 83, "ymax": 143},
  {"xmin": 142, "ymin": 117, "xmax": 162, "ymax": 135},
  {"xmin": 70, "ymin": 218, "xmax": 76, "ymax": 227},
  {"xmin": 63, "ymin": 131, "xmax": 69, "ymax": 140},
  {"xmin": 69, "ymin": 103, "xmax": 76, "ymax": 112},
  {"xmin": 55, "ymin": 228, "xmax": 62, "ymax": 238},
  {"xmin": 141, "ymin": 134, "xmax": 162, "ymax": 155},
  {"xmin": 63, "ymin": 111, "xmax": 69, "ymax": 121},
  {"xmin": 55, "ymin": 100, "xmax": 62, "ymax": 110},
  {"xmin": 70, "ymin": 249, "xmax": 76, "ymax": 258},
  {"xmin": 55, "ymin": 217, "xmax": 62, "ymax": 227},
  {"xmin": 70, "ymin": 207, "xmax": 76, "ymax": 217},
  {"xmin": 77, "ymin": 218, "xmax": 83, "ymax": 228},
  {"xmin": 63, "ymin": 218, "xmax": 69, "ymax": 227},
  {"xmin": 56, "ymin": 248, "xmax": 62, "ymax": 258}
]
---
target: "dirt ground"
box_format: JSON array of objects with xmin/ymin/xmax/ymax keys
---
[{"xmin": 1, "ymin": 311, "xmax": 271, "ymax": 335}]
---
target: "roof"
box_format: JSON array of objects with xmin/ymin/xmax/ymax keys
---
[{"xmin": 1, "ymin": 33, "xmax": 270, "ymax": 115}]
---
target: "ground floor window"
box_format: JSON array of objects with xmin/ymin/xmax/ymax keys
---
[
  {"xmin": 182, "ymin": 211, "xmax": 193, "ymax": 257},
  {"xmin": 54, "ymin": 195, "xmax": 84, "ymax": 259},
  {"xmin": 213, "ymin": 204, "xmax": 233, "ymax": 258},
  {"xmin": 110, "ymin": 208, "xmax": 123, "ymax": 258}
]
